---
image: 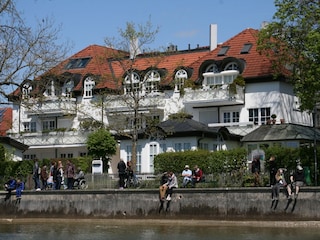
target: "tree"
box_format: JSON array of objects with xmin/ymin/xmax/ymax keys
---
[
  {"xmin": 257, "ymin": 0, "xmax": 320, "ymax": 112},
  {"xmin": 86, "ymin": 128, "xmax": 117, "ymax": 160},
  {"xmin": 103, "ymin": 18, "xmax": 160, "ymax": 172},
  {"xmin": 0, "ymin": 0, "xmax": 68, "ymax": 100}
]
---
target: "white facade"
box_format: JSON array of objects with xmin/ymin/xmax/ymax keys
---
[{"xmin": 7, "ymin": 28, "xmax": 314, "ymax": 174}]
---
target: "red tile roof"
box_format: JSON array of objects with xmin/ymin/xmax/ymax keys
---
[
  {"xmin": 0, "ymin": 108, "xmax": 12, "ymax": 136},
  {"xmin": 10, "ymin": 28, "xmax": 276, "ymax": 97}
]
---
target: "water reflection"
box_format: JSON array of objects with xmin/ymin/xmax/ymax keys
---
[{"xmin": 0, "ymin": 221, "xmax": 320, "ymax": 240}]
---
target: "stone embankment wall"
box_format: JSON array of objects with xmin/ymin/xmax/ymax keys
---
[{"xmin": 1, "ymin": 187, "xmax": 320, "ymax": 220}]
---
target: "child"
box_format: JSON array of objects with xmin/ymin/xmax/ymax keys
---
[
  {"xmin": 4, "ymin": 176, "xmax": 16, "ymax": 201},
  {"xmin": 15, "ymin": 178, "xmax": 25, "ymax": 204}
]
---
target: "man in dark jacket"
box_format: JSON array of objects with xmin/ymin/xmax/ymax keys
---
[{"xmin": 117, "ymin": 159, "xmax": 126, "ymax": 189}]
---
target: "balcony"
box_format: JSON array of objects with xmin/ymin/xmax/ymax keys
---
[
  {"xmin": 24, "ymin": 97, "xmax": 77, "ymax": 117},
  {"xmin": 10, "ymin": 130, "xmax": 88, "ymax": 147},
  {"xmin": 182, "ymin": 84, "xmax": 245, "ymax": 107}
]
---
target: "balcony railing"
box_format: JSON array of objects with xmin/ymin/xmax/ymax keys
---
[
  {"xmin": 23, "ymin": 97, "xmax": 77, "ymax": 116},
  {"xmin": 183, "ymin": 85, "xmax": 245, "ymax": 107},
  {"xmin": 10, "ymin": 130, "xmax": 88, "ymax": 146}
]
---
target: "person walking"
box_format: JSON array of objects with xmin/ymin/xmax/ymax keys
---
[
  {"xmin": 66, "ymin": 160, "xmax": 75, "ymax": 189},
  {"xmin": 251, "ymin": 156, "xmax": 261, "ymax": 186},
  {"xmin": 40, "ymin": 165, "xmax": 48, "ymax": 190},
  {"xmin": 32, "ymin": 159, "xmax": 41, "ymax": 191},
  {"xmin": 117, "ymin": 159, "xmax": 126, "ymax": 189}
]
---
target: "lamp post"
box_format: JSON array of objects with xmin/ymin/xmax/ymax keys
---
[{"xmin": 313, "ymin": 106, "xmax": 318, "ymax": 186}]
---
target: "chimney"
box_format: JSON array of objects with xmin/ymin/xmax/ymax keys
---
[
  {"xmin": 130, "ymin": 37, "xmax": 141, "ymax": 59},
  {"xmin": 210, "ymin": 24, "xmax": 218, "ymax": 51}
]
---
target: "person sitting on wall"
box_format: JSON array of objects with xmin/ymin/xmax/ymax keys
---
[
  {"xmin": 4, "ymin": 176, "xmax": 16, "ymax": 201},
  {"xmin": 191, "ymin": 165, "xmax": 204, "ymax": 187},
  {"xmin": 181, "ymin": 165, "xmax": 192, "ymax": 188},
  {"xmin": 15, "ymin": 178, "xmax": 24, "ymax": 204}
]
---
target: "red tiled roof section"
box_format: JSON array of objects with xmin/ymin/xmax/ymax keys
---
[
  {"xmin": 49, "ymin": 45, "xmax": 123, "ymax": 91},
  {"xmin": 109, "ymin": 49, "xmax": 209, "ymax": 86},
  {"xmin": 0, "ymin": 108, "xmax": 12, "ymax": 136},
  {"xmin": 191, "ymin": 28, "xmax": 274, "ymax": 79}
]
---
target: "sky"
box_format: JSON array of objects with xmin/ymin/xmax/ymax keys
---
[{"xmin": 16, "ymin": 0, "xmax": 277, "ymax": 56}]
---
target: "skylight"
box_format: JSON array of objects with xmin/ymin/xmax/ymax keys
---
[
  {"xmin": 65, "ymin": 58, "xmax": 91, "ymax": 69},
  {"xmin": 217, "ymin": 46, "xmax": 229, "ymax": 56},
  {"xmin": 240, "ymin": 43, "xmax": 252, "ymax": 54}
]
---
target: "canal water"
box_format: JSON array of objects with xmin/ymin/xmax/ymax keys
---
[{"xmin": 0, "ymin": 219, "xmax": 320, "ymax": 240}]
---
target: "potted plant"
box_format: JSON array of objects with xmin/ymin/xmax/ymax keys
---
[{"xmin": 271, "ymin": 114, "xmax": 277, "ymax": 124}]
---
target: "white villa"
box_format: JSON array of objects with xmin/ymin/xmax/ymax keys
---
[{"xmin": 7, "ymin": 25, "xmax": 314, "ymax": 174}]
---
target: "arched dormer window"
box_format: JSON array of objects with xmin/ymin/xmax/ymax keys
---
[
  {"xmin": 84, "ymin": 77, "xmax": 95, "ymax": 98},
  {"xmin": 22, "ymin": 83, "xmax": 32, "ymax": 99},
  {"xmin": 224, "ymin": 62, "xmax": 239, "ymax": 71},
  {"xmin": 144, "ymin": 70, "xmax": 160, "ymax": 93},
  {"xmin": 63, "ymin": 80, "xmax": 74, "ymax": 98},
  {"xmin": 205, "ymin": 63, "xmax": 219, "ymax": 73},
  {"xmin": 202, "ymin": 60, "xmax": 240, "ymax": 87},
  {"xmin": 174, "ymin": 69, "xmax": 188, "ymax": 92},
  {"xmin": 124, "ymin": 72, "xmax": 141, "ymax": 94}
]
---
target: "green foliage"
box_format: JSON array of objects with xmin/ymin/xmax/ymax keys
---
[
  {"xmin": 154, "ymin": 148, "xmax": 247, "ymax": 175},
  {"xmin": 86, "ymin": 128, "xmax": 117, "ymax": 159},
  {"xmin": 80, "ymin": 119, "xmax": 105, "ymax": 131},
  {"xmin": 257, "ymin": 0, "xmax": 320, "ymax": 111},
  {"xmin": 168, "ymin": 112, "xmax": 193, "ymax": 120}
]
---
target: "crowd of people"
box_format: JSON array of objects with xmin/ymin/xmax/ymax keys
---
[{"xmin": 33, "ymin": 159, "xmax": 84, "ymax": 191}]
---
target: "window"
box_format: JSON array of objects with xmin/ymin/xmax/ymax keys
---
[
  {"xmin": 23, "ymin": 122, "xmax": 36, "ymax": 132},
  {"xmin": 203, "ymin": 70, "xmax": 239, "ymax": 87},
  {"xmin": 124, "ymin": 72, "xmax": 141, "ymax": 94},
  {"xmin": 248, "ymin": 107, "xmax": 271, "ymax": 125},
  {"xmin": 240, "ymin": 43, "xmax": 252, "ymax": 54},
  {"xmin": 60, "ymin": 153, "xmax": 66, "ymax": 158},
  {"xmin": 224, "ymin": 62, "xmax": 239, "ymax": 71},
  {"xmin": 42, "ymin": 120, "xmax": 55, "ymax": 131},
  {"xmin": 68, "ymin": 153, "xmax": 73, "ymax": 158},
  {"xmin": 136, "ymin": 145, "xmax": 142, "ymax": 173},
  {"xmin": 79, "ymin": 152, "xmax": 87, "ymax": 157},
  {"xmin": 63, "ymin": 81, "xmax": 74, "ymax": 97},
  {"xmin": 22, "ymin": 84, "xmax": 32, "ymax": 99},
  {"xmin": 159, "ymin": 143, "xmax": 167, "ymax": 153},
  {"xmin": 84, "ymin": 77, "xmax": 95, "ymax": 98},
  {"xmin": 205, "ymin": 64, "xmax": 219, "ymax": 73},
  {"xmin": 126, "ymin": 145, "xmax": 142, "ymax": 173},
  {"xmin": 65, "ymin": 58, "xmax": 91, "ymax": 69},
  {"xmin": 174, "ymin": 69, "xmax": 188, "ymax": 92},
  {"xmin": 199, "ymin": 143, "xmax": 209, "ymax": 150},
  {"xmin": 23, "ymin": 154, "xmax": 36, "ymax": 160},
  {"xmin": 218, "ymin": 46, "xmax": 230, "ymax": 56},
  {"xmin": 144, "ymin": 70, "xmax": 160, "ymax": 93},
  {"xmin": 149, "ymin": 144, "xmax": 157, "ymax": 172},
  {"xmin": 183, "ymin": 143, "xmax": 191, "ymax": 151},
  {"xmin": 174, "ymin": 142, "xmax": 191, "ymax": 152},
  {"xmin": 223, "ymin": 111, "xmax": 239, "ymax": 123},
  {"xmin": 128, "ymin": 117, "xmax": 143, "ymax": 130}
]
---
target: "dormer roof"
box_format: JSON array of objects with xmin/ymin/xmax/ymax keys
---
[{"xmin": 9, "ymin": 27, "xmax": 278, "ymax": 98}]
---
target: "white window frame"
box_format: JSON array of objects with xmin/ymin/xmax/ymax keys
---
[
  {"xmin": 124, "ymin": 72, "xmax": 141, "ymax": 94},
  {"xmin": 149, "ymin": 143, "xmax": 157, "ymax": 172},
  {"xmin": 203, "ymin": 70, "xmax": 239, "ymax": 87},
  {"xmin": 22, "ymin": 84, "xmax": 32, "ymax": 99},
  {"xmin": 84, "ymin": 77, "xmax": 95, "ymax": 98},
  {"xmin": 42, "ymin": 120, "xmax": 55, "ymax": 131},
  {"xmin": 144, "ymin": 70, "xmax": 160, "ymax": 93},
  {"xmin": 23, "ymin": 122, "xmax": 36, "ymax": 132},
  {"xmin": 248, "ymin": 107, "xmax": 271, "ymax": 125},
  {"xmin": 174, "ymin": 69, "xmax": 188, "ymax": 92},
  {"xmin": 223, "ymin": 111, "xmax": 240, "ymax": 123}
]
